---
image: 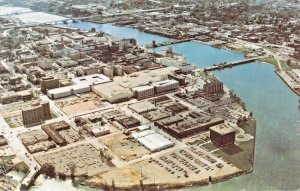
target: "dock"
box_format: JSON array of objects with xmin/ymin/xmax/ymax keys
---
[
  {"xmin": 145, "ymin": 39, "xmax": 193, "ymax": 48},
  {"xmin": 276, "ymin": 70, "xmax": 300, "ymax": 96},
  {"xmin": 203, "ymin": 57, "xmax": 261, "ymax": 71}
]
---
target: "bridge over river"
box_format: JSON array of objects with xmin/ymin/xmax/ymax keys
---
[{"xmin": 203, "ymin": 56, "xmax": 264, "ymax": 71}]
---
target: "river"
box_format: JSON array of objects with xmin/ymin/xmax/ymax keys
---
[{"xmin": 30, "ymin": 21, "xmax": 300, "ymax": 191}]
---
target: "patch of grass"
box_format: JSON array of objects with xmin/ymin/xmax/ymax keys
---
[
  {"xmin": 0, "ymin": 155, "xmax": 14, "ymax": 162},
  {"xmin": 202, "ymin": 142, "xmax": 218, "ymax": 152},
  {"xmin": 13, "ymin": 162, "xmax": 29, "ymax": 174},
  {"xmin": 234, "ymin": 47, "xmax": 255, "ymax": 55},
  {"xmin": 258, "ymin": 56, "xmax": 278, "ymax": 67},
  {"xmin": 51, "ymin": 112, "xmax": 57, "ymax": 119},
  {"xmin": 195, "ymin": 70, "xmax": 217, "ymax": 81},
  {"xmin": 240, "ymin": 118, "xmax": 256, "ymax": 136},
  {"xmin": 213, "ymin": 140, "xmax": 254, "ymax": 171},
  {"xmin": 4, "ymin": 118, "xmax": 18, "ymax": 128}
]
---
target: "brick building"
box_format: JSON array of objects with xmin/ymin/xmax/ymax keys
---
[
  {"xmin": 203, "ymin": 81, "xmax": 224, "ymax": 94},
  {"xmin": 40, "ymin": 76, "xmax": 60, "ymax": 94},
  {"xmin": 22, "ymin": 101, "xmax": 51, "ymax": 126},
  {"xmin": 210, "ymin": 124, "xmax": 235, "ymax": 147}
]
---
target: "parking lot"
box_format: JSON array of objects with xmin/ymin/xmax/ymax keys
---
[
  {"xmin": 92, "ymin": 145, "xmax": 241, "ymax": 187},
  {"xmin": 35, "ymin": 143, "xmax": 111, "ymax": 176}
]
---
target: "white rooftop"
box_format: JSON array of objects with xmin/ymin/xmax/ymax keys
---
[
  {"xmin": 132, "ymin": 130, "xmax": 174, "ymax": 152},
  {"xmin": 71, "ymin": 74, "xmax": 111, "ymax": 86}
]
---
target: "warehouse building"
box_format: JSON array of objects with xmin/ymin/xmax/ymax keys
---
[
  {"xmin": 47, "ymin": 74, "xmax": 111, "ymax": 99},
  {"xmin": 132, "ymin": 130, "xmax": 174, "ymax": 152},
  {"xmin": 155, "ymin": 113, "xmax": 224, "ymax": 139},
  {"xmin": 117, "ymin": 116, "xmax": 141, "ymax": 129},
  {"xmin": 128, "ymin": 100, "xmax": 156, "ymax": 114},
  {"xmin": 83, "ymin": 123, "xmax": 110, "ymax": 137},
  {"xmin": 92, "ymin": 67, "xmax": 179, "ymax": 103},
  {"xmin": 41, "ymin": 121, "xmax": 70, "ymax": 146}
]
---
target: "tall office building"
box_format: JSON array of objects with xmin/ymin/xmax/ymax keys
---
[{"xmin": 22, "ymin": 101, "xmax": 51, "ymax": 126}]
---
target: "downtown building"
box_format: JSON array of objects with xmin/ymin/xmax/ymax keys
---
[{"xmin": 22, "ymin": 101, "xmax": 51, "ymax": 126}]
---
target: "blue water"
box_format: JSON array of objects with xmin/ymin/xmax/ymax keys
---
[
  {"xmin": 155, "ymin": 41, "xmax": 245, "ymax": 67},
  {"xmin": 58, "ymin": 22, "xmax": 170, "ymax": 45},
  {"xmin": 54, "ymin": 21, "xmax": 300, "ymax": 190}
]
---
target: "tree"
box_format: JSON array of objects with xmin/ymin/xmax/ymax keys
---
[
  {"xmin": 69, "ymin": 162, "xmax": 76, "ymax": 180},
  {"xmin": 40, "ymin": 163, "xmax": 56, "ymax": 178},
  {"xmin": 58, "ymin": 172, "xmax": 66, "ymax": 180},
  {"xmin": 112, "ymin": 179, "xmax": 116, "ymax": 190},
  {"xmin": 100, "ymin": 149, "xmax": 104, "ymax": 162},
  {"xmin": 140, "ymin": 180, "xmax": 144, "ymax": 191},
  {"xmin": 229, "ymin": 90, "xmax": 235, "ymax": 98}
]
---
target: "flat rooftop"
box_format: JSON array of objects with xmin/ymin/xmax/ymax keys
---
[
  {"xmin": 71, "ymin": 74, "xmax": 111, "ymax": 86},
  {"xmin": 92, "ymin": 67, "xmax": 179, "ymax": 98},
  {"xmin": 132, "ymin": 130, "xmax": 174, "ymax": 152},
  {"xmin": 129, "ymin": 100, "xmax": 156, "ymax": 114},
  {"xmin": 210, "ymin": 124, "xmax": 235, "ymax": 135}
]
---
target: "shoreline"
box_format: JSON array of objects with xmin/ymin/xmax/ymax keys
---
[
  {"xmin": 83, "ymin": 168, "xmax": 253, "ymax": 191},
  {"xmin": 275, "ymin": 70, "xmax": 300, "ymax": 96}
]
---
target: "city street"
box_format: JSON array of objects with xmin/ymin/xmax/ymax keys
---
[{"xmin": 0, "ymin": 116, "xmax": 40, "ymax": 189}]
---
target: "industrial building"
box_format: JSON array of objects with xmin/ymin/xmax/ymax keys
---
[
  {"xmin": 155, "ymin": 112, "xmax": 224, "ymax": 139},
  {"xmin": 92, "ymin": 67, "xmax": 178, "ymax": 103},
  {"xmin": 128, "ymin": 100, "xmax": 156, "ymax": 114},
  {"xmin": 92, "ymin": 83, "xmax": 134, "ymax": 103},
  {"xmin": 132, "ymin": 130, "xmax": 174, "ymax": 152},
  {"xmin": 70, "ymin": 74, "xmax": 111, "ymax": 85},
  {"xmin": 0, "ymin": 90, "xmax": 32, "ymax": 104},
  {"xmin": 83, "ymin": 123, "xmax": 110, "ymax": 137},
  {"xmin": 210, "ymin": 124, "xmax": 236, "ymax": 147},
  {"xmin": 18, "ymin": 130, "xmax": 55, "ymax": 153},
  {"xmin": 150, "ymin": 95, "xmax": 172, "ymax": 105},
  {"xmin": 41, "ymin": 121, "xmax": 70, "ymax": 146},
  {"xmin": 47, "ymin": 74, "xmax": 111, "ymax": 99},
  {"xmin": 117, "ymin": 116, "xmax": 141, "ymax": 129},
  {"xmin": 165, "ymin": 103, "xmax": 189, "ymax": 115},
  {"xmin": 143, "ymin": 110, "xmax": 170, "ymax": 121},
  {"xmin": 22, "ymin": 101, "xmax": 51, "ymax": 126}
]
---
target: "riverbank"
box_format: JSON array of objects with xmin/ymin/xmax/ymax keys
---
[
  {"xmin": 275, "ymin": 70, "xmax": 300, "ymax": 96},
  {"xmin": 83, "ymin": 171, "xmax": 246, "ymax": 191}
]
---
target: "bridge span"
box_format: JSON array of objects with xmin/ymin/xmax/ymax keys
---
[{"xmin": 203, "ymin": 57, "xmax": 263, "ymax": 71}]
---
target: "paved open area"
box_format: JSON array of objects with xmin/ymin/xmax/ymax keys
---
[
  {"xmin": 35, "ymin": 143, "xmax": 111, "ymax": 176},
  {"xmin": 56, "ymin": 93, "xmax": 109, "ymax": 116},
  {"xmin": 99, "ymin": 132, "xmax": 150, "ymax": 161}
]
